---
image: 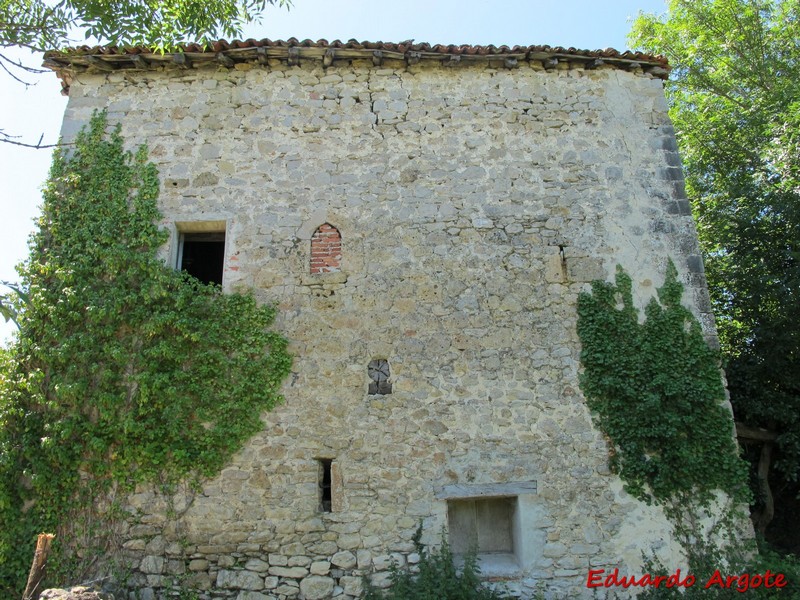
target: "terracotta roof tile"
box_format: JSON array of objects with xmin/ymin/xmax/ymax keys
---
[
  {"xmin": 49, "ymin": 37, "xmax": 666, "ymax": 63},
  {"xmin": 43, "ymin": 38, "xmax": 669, "ymax": 94}
]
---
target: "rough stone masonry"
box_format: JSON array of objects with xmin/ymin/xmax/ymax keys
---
[{"xmin": 45, "ymin": 40, "xmax": 732, "ymax": 599}]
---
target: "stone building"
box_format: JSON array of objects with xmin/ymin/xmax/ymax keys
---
[{"xmin": 45, "ymin": 39, "xmax": 721, "ymax": 599}]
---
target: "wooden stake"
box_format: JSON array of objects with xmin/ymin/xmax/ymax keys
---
[{"xmin": 22, "ymin": 533, "xmax": 54, "ymax": 600}]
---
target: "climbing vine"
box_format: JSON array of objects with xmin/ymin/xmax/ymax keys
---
[
  {"xmin": 0, "ymin": 112, "xmax": 292, "ymax": 595},
  {"xmin": 576, "ymin": 262, "xmax": 749, "ymax": 508}
]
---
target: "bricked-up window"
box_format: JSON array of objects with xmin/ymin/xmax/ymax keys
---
[
  {"xmin": 178, "ymin": 232, "xmax": 225, "ymax": 286},
  {"xmin": 310, "ymin": 223, "xmax": 342, "ymax": 274},
  {"xmin": 448, "ymin": 497, "xmax": 516, "ymax": 556},
  {"xmin": 368, "ymin": 359, "xmax": 392, "ymax": 395},
  {"xmin": 318, "ymin": 459, "xmax": 333, "ymax": 512}
]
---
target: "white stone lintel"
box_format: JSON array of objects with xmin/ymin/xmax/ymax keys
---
[{"xmin": 434, "ymin": 481, "xmax": 537, "ymax": 500}]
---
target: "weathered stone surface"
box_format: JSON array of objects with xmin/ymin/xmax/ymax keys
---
[
  {"xmin": 139, "ymin": 555, "xmax": 164, "ymax": 574},
  {"xmin": 217, "ymin": 569, "xmax": 263, "ymax": 590},
  {"xmin": 218, "ymin": 555, "xmax": 236, "ymax": 568},
  {"xmin": 370, "ymin": 572, "xmax": 393, "ymax": 589},
  {"xmin": 188, "ymin": 559, "xmax": 209, "ymax": 571},
  {"xmin": 371, "ymin": 555, "xmax": 392, "ymax": 571},
  {"xmin": 274, "ymin": 583, "xmax": 300, "ymax": 596},
  {"xmin": 56, "ymin": 51, "xmax": 745, "ymax": 600},
  {"xmin": 40, "ymin": 588, "xmax": 113, "ymax": 600},
  {"xmin": 340, "ymin": 576, "xmax": 363, "ymax": 597},
  {"xmin": 299, "ymin": 575, "xmax": 335, "ymax": 599},
  {"xmin": 310, "ymin": 560, "xmax": 331, "ymax": 575},
  {"xmin": 244, "ymin": 558, "xmax": 270, "ymax": 572},
  {"xmin": 268, "ymin": 553, "xmax": 288, "ymax": 566},
  {"xmin": 236, "ymin": 592, "xmax": 270, "ymax": 600},
  {"xmin": 330, "ymin": 550, "xmax": 356, "ymax": 569},
  {"xmin": 268, "ymin": 565, "xmax": 308, "ymax": 578}
]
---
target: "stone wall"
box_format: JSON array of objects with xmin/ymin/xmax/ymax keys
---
[{"xmin": 58, "ymin": 56, "xmax": 718, "ymax": 599}]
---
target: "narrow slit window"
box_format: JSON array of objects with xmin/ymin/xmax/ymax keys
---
[
  {"xmin": 178, "ymin": 231, "xmax": 225, "ymax": 286},
  {"xmin": 318, "ymin": 459, "xmax": 333, "ymax": 513}
]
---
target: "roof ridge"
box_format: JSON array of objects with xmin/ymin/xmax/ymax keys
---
[{"xmin": 44, "ymin": 38, "xmax": 667, "ymax": 65}]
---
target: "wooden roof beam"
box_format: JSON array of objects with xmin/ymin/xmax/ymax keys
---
[
  {"xmin": 85, "ymin": 56, "xmax": 116, "ymax": 71},
  {"xmin": 130, "ymin": 54, "xmax": 148, "ymax": 69},
  {"xmin": 216, "ymin": 52, "xmax": 234, "ymax": 68},
  {"xmin": 406, "ymin": 51, "xmax": 421, "ymax": 66},
  {"xmin": 173, "ymin": 53, "xmax": 191, "ymax": 69}
]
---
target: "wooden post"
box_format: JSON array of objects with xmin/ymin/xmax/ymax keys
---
[
  {"xmin": 754, "ymin": 441, "xmax": 775, "ymax": 534},
  {"xmin": 22, "ymin": 533, "xmax": 54, "ymax": 600},
  {"xmin": 735, "ymin": 422, "xmax": 779, "ymax": 533}
]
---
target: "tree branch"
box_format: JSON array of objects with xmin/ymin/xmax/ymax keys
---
[
  {"xmin": 0, "ymin": 130, "xmax": 65, "ymax": 149},
  {"xmin": 735, "ymin": 421, "xmax": 779, "ymax": 442}
]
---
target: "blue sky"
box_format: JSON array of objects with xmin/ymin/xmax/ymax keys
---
[{"xmin": 0, "ymin": 0, "xmax": 666, "ymax": 342}]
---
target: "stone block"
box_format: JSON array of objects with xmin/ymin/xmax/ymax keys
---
[
  {"xmin": 245, "ymin": 558, "xmax": 270, "ymax": 572},
  {"xmin": 288, "ymin": 555, "xmax": 311, "ymax": 567},
  {"xmin": 566, "ymin": 257, "xmax": 605, "ymax": 282},
  {"xmin": 216, "ymin": 569, "xmax": 263, "ymax": 590},
  {"xmin": 371, "ymin": 555, "xmax": 392, "ymax": 571},
  {"xmin": 542, "ymin": 543, "xmax": 567, "ymax": 559},
  {"xmin": 336, "ymin": 534, "xmax": 361, "ymax": 550},
  {"xmin": 356, "ymin": 550, "xmax": 372, "ymax": 569},
  {"xmin": 330, "ymin": 550, "xmax": 356, "ymax": 569},
  {"xmin": 268, "ymin": 554, "xmax": 289, "ymax": 566},
  {"xmin": 310, "ymin": 560, "xmax": 331, "ymax": 575},
  {"xmin": 268, "ymin": 566, "xmax": 308, "ymax": 578},
  {"xmin": 236, "ymin": 592, "xmax": 270, "ymax": 600},
  {"xmin": 139, "ymin": 555, "xmax": 164, "ymax": 574},
  {"xmin": 218, "ymin": 555, "xmax": 236, "ymax": 568},
  {"xmin": 274, "ymin": 584, "xmax": 300, "ymax": 596},
  {"xmin": 340, "ymin": 576, "xmax": 363, "ymax": 597},
  {"xmin": 299, "ymin": 576, "xmax": 335, "ymax": 600},
  {"xmin": 370, "ymin": 572, "xmax": 392, "ymax": 589},
  {"xmin": 188, "ymin": 559, "xmax": 209, "ymax": 572},
  {"xmin": 183, "ymin": 573, "xmax": 213, "ymax": 590}
]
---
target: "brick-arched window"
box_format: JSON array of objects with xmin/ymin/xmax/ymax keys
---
[{"xmin": 310, "ymin": 223, "xmax": 342, "ymax": 274}]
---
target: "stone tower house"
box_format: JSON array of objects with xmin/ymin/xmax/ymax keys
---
[{"xmin": 46, "ymin": 40, "xmax": 721, "ymax": 599}]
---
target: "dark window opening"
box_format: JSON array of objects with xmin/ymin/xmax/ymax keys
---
[
  {"xmin": 368, "ymin": 359, "xmax": 392, "ymax": 395},
  {"xmin": 319, "ymin": 458, "xmax": 333, "ymax": 512},
  {"xmin": 179, "ymin": 232, "xmax": 225, "ymax": 286}
]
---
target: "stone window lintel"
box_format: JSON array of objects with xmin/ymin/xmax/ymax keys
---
[{"xmin": 435, "ymin": 481, "xmax": 537, "ymax": 500}]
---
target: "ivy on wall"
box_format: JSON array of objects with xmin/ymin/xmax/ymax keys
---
[
  {"xmin": 576, "ymin": 262, "xmax": 749, "ymax": 508},
  {"xmin": 0, "ymin": 112, "xmax": 292, "ymax": 595}
]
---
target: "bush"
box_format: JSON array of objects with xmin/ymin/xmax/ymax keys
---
[
  {"xmin": 364, "ymin": 528, "xmax": 510, "ymax": 600},
  {"xmin": 0, "ymin": 112, "xmax": 291, "ymax": 595}
]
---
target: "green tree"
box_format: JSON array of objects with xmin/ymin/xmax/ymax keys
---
[
  {"xmin": 0, "ymin": 112, "xmax": 292, "ymax": 595},
  {"xmin": 2, "ymin": 0, "xmax": 288, "ymax": 53},
  {"xmin": 630, "ymin": 0, "xmax": 800, "ymax": 538},
  {"xmin": 1, "ymin": 0, "xmax": 289, "ymax": 147},
  {"xmin": 0, "ymin": 280, "xmax": 27, "ymax": 326}
]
